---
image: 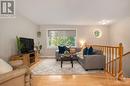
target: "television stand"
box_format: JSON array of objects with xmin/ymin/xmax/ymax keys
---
[{"xmin": 10, "ymin": 51, "xmax": 40, "ymax": 67}]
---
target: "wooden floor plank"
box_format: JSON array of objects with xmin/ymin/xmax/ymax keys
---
[{"xmin": 31, "ymin": 73, "xmax": 130, "ymax": 86}]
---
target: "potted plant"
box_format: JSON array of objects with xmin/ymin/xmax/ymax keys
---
[{"xmin": 16, "ymin": 36, "xmax": 23, "ymax": 55}]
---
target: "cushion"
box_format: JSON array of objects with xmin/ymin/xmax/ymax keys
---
[
  {"xmin": 88, "ymin": 47, "xmax": 94, "ymax": 55},
  {"xmin": 9, "ymin": 60, "xmax": 23, "ymax": 68},
  {"xmin": 69, "ymin": 48, "xmax": 76, "ymax": 54},
  {"xmin": 76, "ymin": 48, "xmax": 81, "ymax": 52},
  {"xmin": 0, "ymin": 58, "xmax": 13, "ymax": 74},
  {"xmin": 58, "ymin": 46, "xmax": 67, "ymax": 54},
  {"xmin": 83, "ymin": 47, "xmax": 88, "ymax": 55}
]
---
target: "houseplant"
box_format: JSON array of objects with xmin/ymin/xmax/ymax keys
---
[{"xmin": 16, "ymin": 36, "xmax": 23, "ymax": 54}]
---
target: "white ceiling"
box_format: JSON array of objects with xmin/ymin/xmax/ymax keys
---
[{"xmin": 16, "ymin": 0, "xmax": 130, "ymax": 25}]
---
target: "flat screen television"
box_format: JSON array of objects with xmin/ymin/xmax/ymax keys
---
[{"xmin": 20, "ymin": 37, "xmax": 34, "ymax": 54}]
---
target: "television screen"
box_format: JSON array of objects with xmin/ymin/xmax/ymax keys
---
[{"xmin": 20, "ymin": 37, "xmax": 34, "ymax": 53}]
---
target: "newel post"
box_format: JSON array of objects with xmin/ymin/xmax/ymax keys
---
[{"xmin": 118, "ymin": 43, "xmax": 123, "ymax": 80}]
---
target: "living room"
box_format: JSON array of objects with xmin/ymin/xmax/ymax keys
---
[{"xmin": 0, "ymin": 0, "xmax": 130, "ymax": 86}]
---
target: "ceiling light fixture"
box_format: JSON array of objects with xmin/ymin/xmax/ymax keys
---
[{"xmin": 98, "ymin": 19, "xmax": 113, "ymax": 25}]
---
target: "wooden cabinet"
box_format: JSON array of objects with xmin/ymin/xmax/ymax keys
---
[{"xmin": 10, "ymin": 51, "xmax": 40, "ymax": 67}]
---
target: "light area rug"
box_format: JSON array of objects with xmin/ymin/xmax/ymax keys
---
[{"xmin": 31, "ymin": 59, "xmax": 103, "ymax": 75}]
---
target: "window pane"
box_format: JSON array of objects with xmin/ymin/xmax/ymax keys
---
[{"xmin": 48, "ymin": 30, "xmax": 76, "ymax": 47}]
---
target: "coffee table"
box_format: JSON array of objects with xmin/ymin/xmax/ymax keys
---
[{"xmin": 60, "ymin": 54, "xmax": 78, "ymax": 68}]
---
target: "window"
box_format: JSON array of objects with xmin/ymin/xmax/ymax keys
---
[{"xmin": 47, "ymin": 29, "xmax": 76, "ymax": 48}]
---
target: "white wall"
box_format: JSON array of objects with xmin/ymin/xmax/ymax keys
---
[
  {"xmin": 0, "ymin": 15, "xmax": 38, "ymax": 61},
  {"xmin": 109, "ymin": 18, "xmax": 130, "ymax": 53},
  {"xmin": 77, "ymin": 26, "xmax": 109, "ymax": 45},
  {"xmin": 39, "ymin": 25, "xmax": 109, "ymax": 57}
]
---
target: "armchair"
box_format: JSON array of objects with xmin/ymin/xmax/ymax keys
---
[{"xmin": 0, "ymin": 65, "xmax": 31, "ymax": 86}]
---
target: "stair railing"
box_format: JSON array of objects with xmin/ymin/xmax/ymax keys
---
[{"xmin": 88, "ymin": 43, "xmax": 123, "ymax": 80}]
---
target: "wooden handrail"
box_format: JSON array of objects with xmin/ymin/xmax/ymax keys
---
[
  {"xmin": 88, "ymin": 43, "xmax": 124, "ymax": 80},
  {"xmin": 123, "ymin": 52, "xmax": 130, "ymax": 56},
  {"xmin": 109, "ymin": 51, "xmax": 130, "ymax": 63}
]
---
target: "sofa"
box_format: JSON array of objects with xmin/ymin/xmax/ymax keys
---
[
  {"xmin": 55, "ymin": 47, "xmax": 106, "ymax": 71},
  {"xmin": 0, "ymin": 63, "xmax": 31, "ymax": 86},
  {"xmin": 78, "ymin": 49, "xmax": 106, "ymax": 70}
]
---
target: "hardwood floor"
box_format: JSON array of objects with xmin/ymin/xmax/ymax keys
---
[{"xmin": 31, "ymin": 73, "xmax": 130, "ymax": 86}]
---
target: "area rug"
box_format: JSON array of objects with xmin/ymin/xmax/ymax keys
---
[{"xmin": 31, "ymin": 59, "xmax": 103, "ymax": 75}]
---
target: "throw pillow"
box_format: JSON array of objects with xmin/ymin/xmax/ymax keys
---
[
  {"xmin": 58, "ymin": 46, "xmax": 66, "ymax": 54},
  {"xmin": 0, "ymin": 58, "xmax": 13, "ymax": 74},
  {"xmin": 83, "ymin": 47, "xmax": 88, "ymax": 55},
  {"xmin": 88, "ymin": 46, "xmax": 94, "ymax": 55}
]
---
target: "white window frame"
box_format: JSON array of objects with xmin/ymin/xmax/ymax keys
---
[{"xmin": 46, "ymin": 28, "xmax": 77, "ymax": 48}]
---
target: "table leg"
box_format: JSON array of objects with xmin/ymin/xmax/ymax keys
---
[
  {"xmin": 71, "ymin": 59, "xmax": 73, "ymax": 68},
  {"xmin": 61, "ymin": 59, "xmax": 63, "ymax": 68}
]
